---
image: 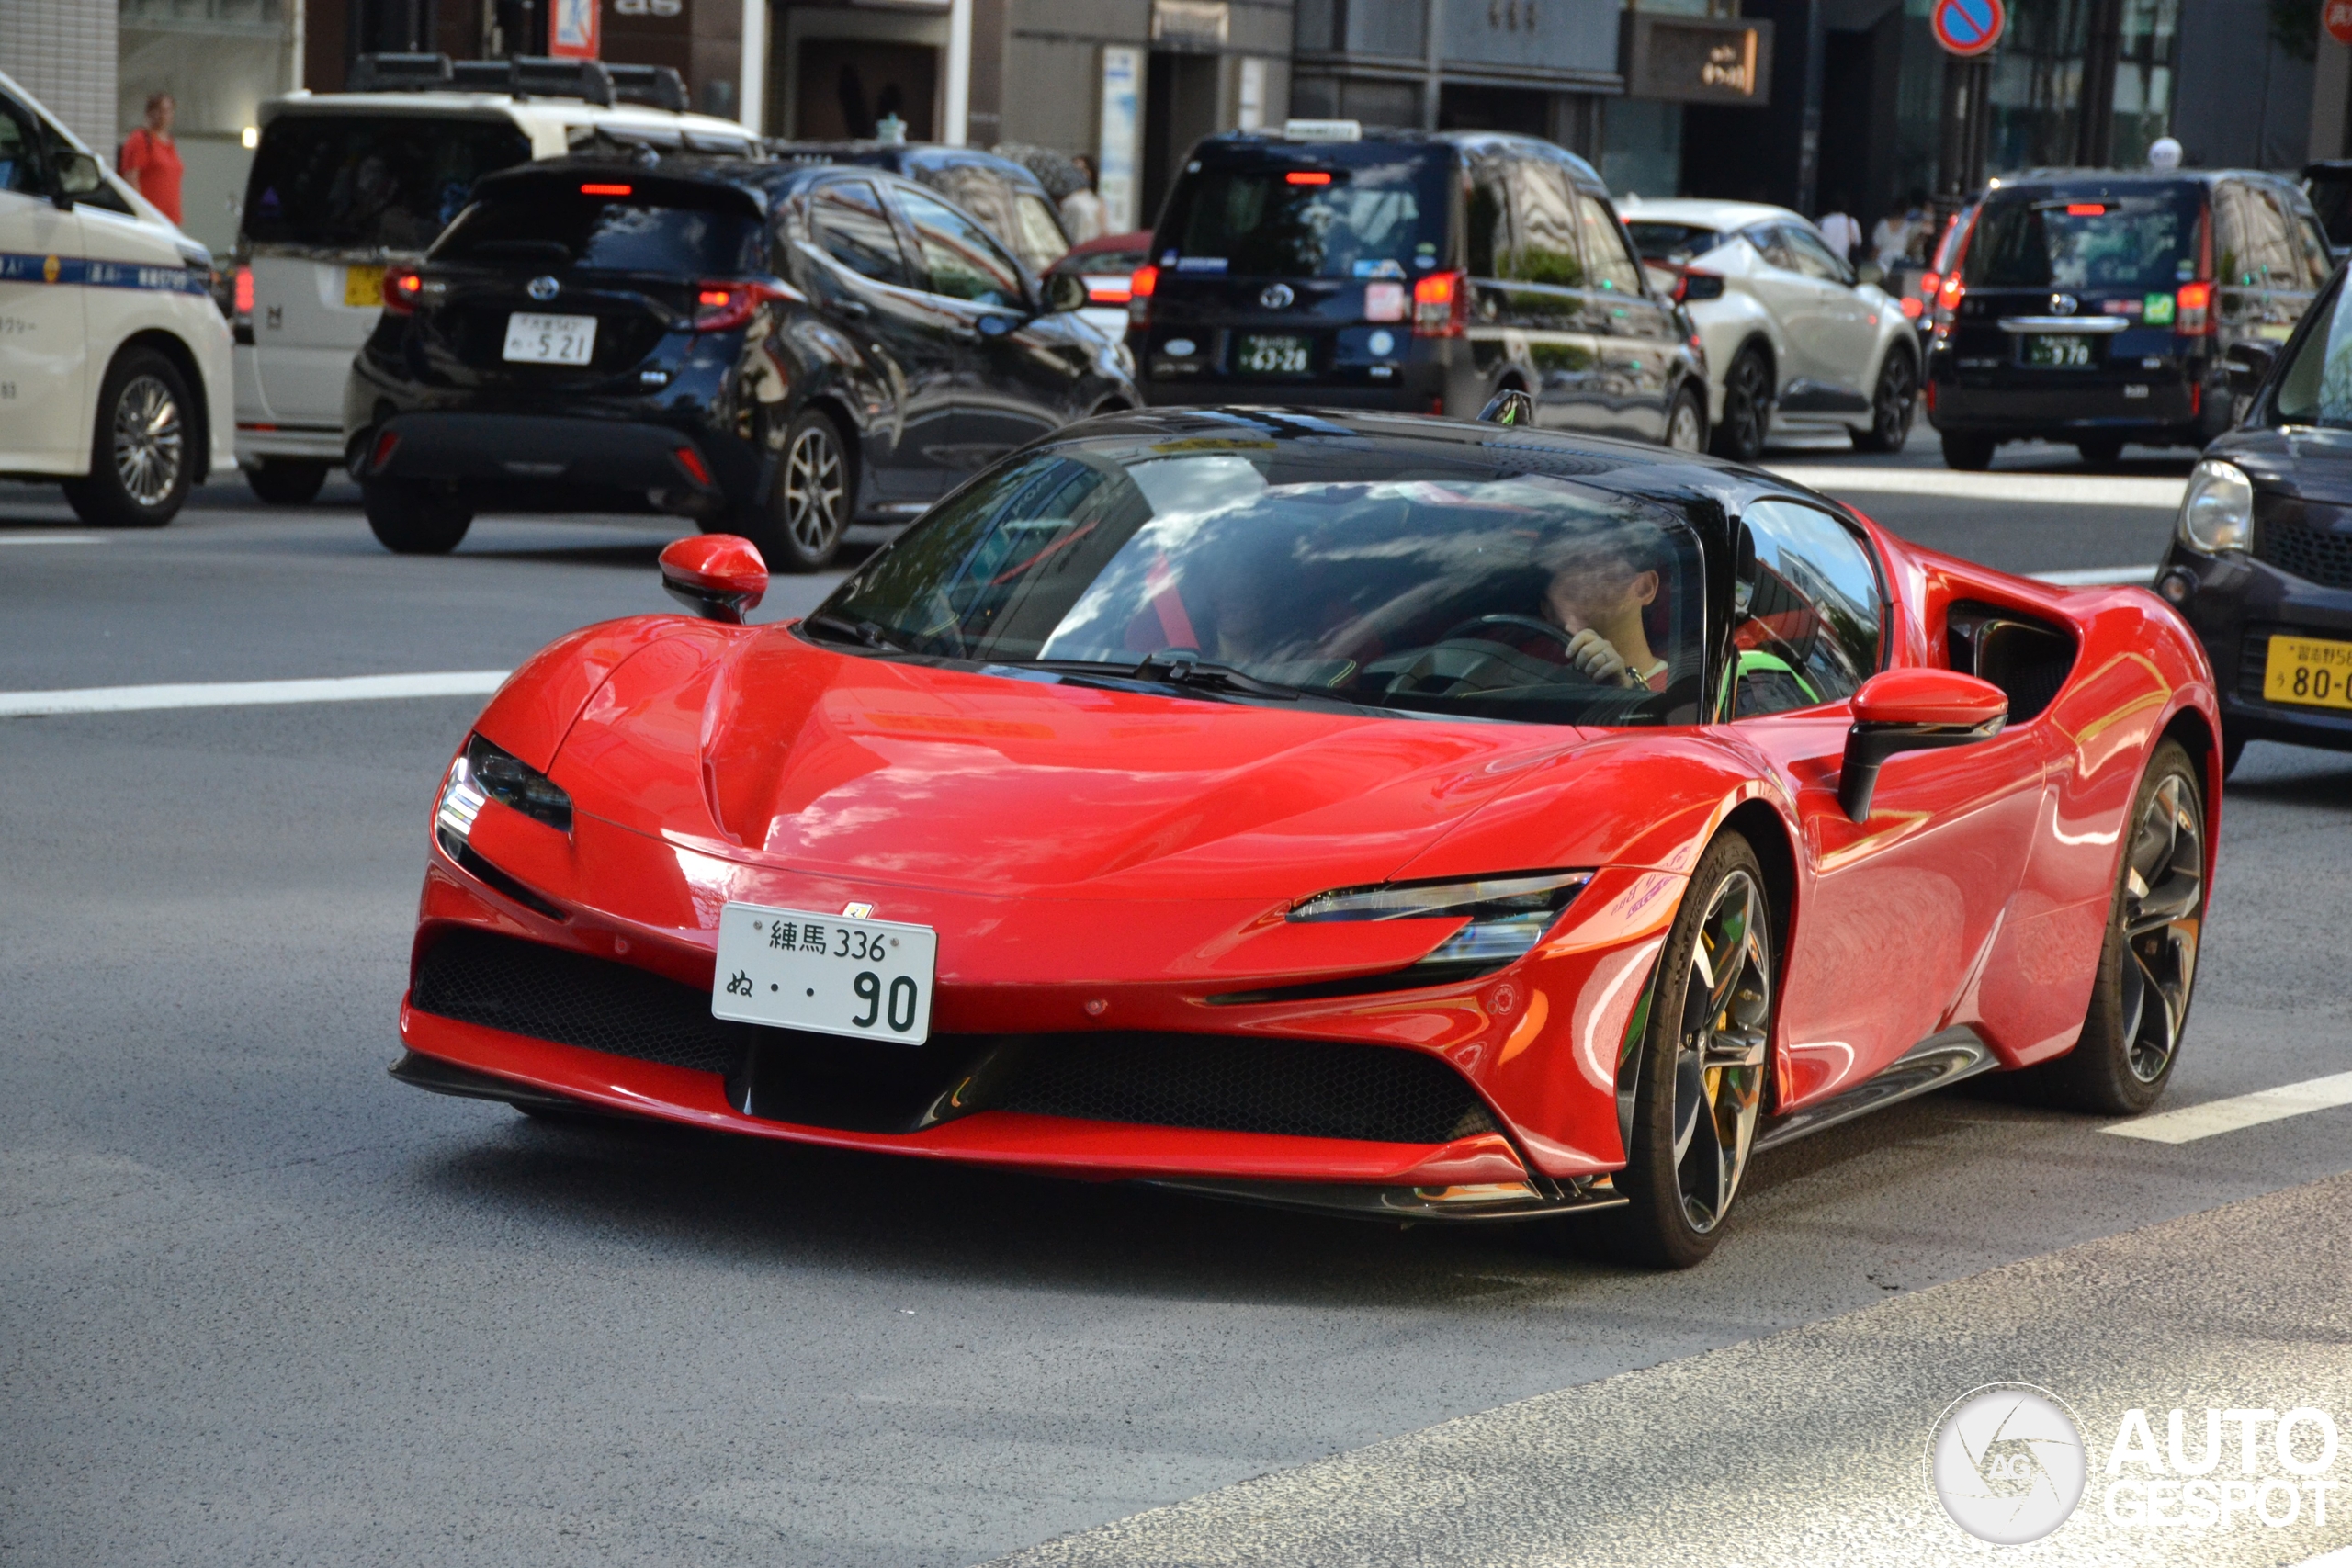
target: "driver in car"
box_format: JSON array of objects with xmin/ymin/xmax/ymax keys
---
[{"xmin": 1540, "ymin": 529, "xmax": 1673, "ymax": 692}]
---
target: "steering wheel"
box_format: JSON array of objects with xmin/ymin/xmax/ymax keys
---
[{"xmin": 1439, "ymin": 614, "xmax": 1596, "ymax": 673}]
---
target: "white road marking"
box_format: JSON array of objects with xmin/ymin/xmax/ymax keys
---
[
  {"xmin": 0, "ymin": 534, "xmax": 107, "ymax": 546},
  {"xmin": 0, "ymin": 671, "xmax": 510, "ymax": 717},
  {"xmin": 2103, "ymin": 1070, "xmax": 2352, "ymax": 1144},
  {"xmin": 2028, "ymin": 563, "xmax": 2161, "ymax": 586},
  {"xmin": 2288, "ymin": 1550, "xmax": 2352, "ymax": 1568},
  {"xmin": 1766, "ymin": 466, "xmax": 2188, "ymax": 508}
]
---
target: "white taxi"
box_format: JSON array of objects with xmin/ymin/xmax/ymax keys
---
[{"xmin": 0, "ymin": 68, "xmax": 235, "ymax": 527}]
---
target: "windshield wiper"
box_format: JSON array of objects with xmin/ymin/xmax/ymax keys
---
[
  {"xmin": 803, "ymin": 613, "xmax": 903, "ymax": 651},
  {"xmin": 1011, "ymin": 652, "xmax": 1301, "ymax": 701}
]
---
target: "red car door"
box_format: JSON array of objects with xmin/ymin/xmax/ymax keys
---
[{"xmin": 1722, "ymin": 500, "xmax": 2042, "ymax": 1108}]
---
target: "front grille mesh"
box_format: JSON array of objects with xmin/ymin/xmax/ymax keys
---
[
  {"xmin": 2256, "ymin": 523, "xmax": 2352, "ymax": 589},
  {"xmin": 413, "ymin": 927, "xmax": 753, "ymax": 1076},
  {"xmin": 990, "ymin": 1033, "xmax": 1497, "ymax": 1145},
  {"xmin": 412, "ymin": 928, "xmax": 1501, "ymax": 1144}
]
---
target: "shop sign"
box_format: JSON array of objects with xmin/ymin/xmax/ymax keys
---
[
  {"xmin": 1151, "ymin": 0, "xmax": 1230, "ymax": 46},
  {"xmin": 1623, "ymin": 14, "xmax": 1775, "ymax": 105}
]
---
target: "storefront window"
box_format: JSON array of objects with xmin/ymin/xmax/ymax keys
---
[{"xmin": 1983, "ymin": 0, "xmax": 2179, "ymax": 171}]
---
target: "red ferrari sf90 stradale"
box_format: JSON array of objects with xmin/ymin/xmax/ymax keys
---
[{"xmin": 393, "ymin": 408, "xmax": 2218, "ymax": 1267}]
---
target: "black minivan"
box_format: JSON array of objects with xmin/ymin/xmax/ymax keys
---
[
  {"xmin": 1926, "ymin": 169, "xmax": 2334, "ymax": 469},
  {"xmin": 1132, "ymin": 126, "xmax": 1708, "ymax": 447}
]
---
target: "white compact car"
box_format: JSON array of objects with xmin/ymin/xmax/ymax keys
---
[
  {"xmin": 231, "ymin": 54, "xmax": 759, "ymax": 504},
  {"xmin": 0, "ymin": 68, "xmax": 235, "ymax": 527},
  {"xmin": 1621, "ymin": 197, "xmax": 1921, "ymax": 462}
]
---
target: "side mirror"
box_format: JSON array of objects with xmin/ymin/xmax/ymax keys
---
[
  {"xmin": 1042, "ymin": 271, "xmax": 1089, "ymax": 313},
  {"xmin": 660, "ymin": 534, "xmax": 767, "ymax": 624},
  {"xmin": 1478, "ymin": 388, "xmax": 1535, "ymax": 425},
  {"xmin": 52, "ymin": 151, "xmax": 105, "ymax": 209},
  {"xmin": 2224, "ymin": 340, "xmax": 2277, "ymax": 395},
  {"xmin": 1838, "ymin": 668, "xmax": 2007, "ymax": 821}
]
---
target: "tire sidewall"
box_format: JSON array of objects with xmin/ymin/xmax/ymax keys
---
[
  {"xmin": 2071, "ymin": 739, "xmax": 2204, "ymax": 1114},
  {"xmin": 1710, "ymin": 350, "xmax": 1770, "ymax": 464}
]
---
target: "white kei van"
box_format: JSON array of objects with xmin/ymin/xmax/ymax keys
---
[
  {"xmin": 0, "ymin": 67, "xmax": 235, "ymax": 527},
  {"xmin": 231, "ymin": 54, "xmax": 759, "ymax": 503}
]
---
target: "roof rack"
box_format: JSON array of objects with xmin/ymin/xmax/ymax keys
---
[
  {"xmin": 344, "ymin": 51, "xmax": 616, "ymax": 107},
  {"xmin": 605, "ymin": 62, "xmax": 689, "ymax": 113}
]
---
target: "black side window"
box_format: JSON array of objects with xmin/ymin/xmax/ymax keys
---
[
  {"xmin": 1466, "ymin": 156, "xmax": 1509, "ymax": 279},
  {"xmin": 1504, "ymin": 156, "xmax": 1583, "ymax": 287},
  {"xmin": 808, "ymin": 178, "xmax": 913, "ymax": 289},
  {"xmin": 0, "ymin": 98, "xmax": 40, "ymax": 195},
  {"xmin": 1728, "ymin": 498, "xmax": 1884, "ymax": 718}
]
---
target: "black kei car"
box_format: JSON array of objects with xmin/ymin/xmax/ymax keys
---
[
  {"xmin": 1132, "ymin": 125, "xmax": 1709, "ymax": 446},
  {"xmin": 2156, "ymin": 259, "xmax": 2352, "ymax": 774},
  {"xmin": 1926, "ymin": 168, "xmax": 2334, "ymax": 470},
  {"xmin": 344, "ymin": 155, "xmax": 1132, "ymax": 568}
]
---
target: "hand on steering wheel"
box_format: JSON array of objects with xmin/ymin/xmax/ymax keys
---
[{"xmin": 1439, "ymin": 614, "xmax": 1628, "ymax": 685}]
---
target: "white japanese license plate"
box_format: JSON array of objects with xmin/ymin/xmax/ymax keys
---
[
  {"xmin": 711, "ymin": 901, "xmax": 937, "ymax": 1045},
  {"xmin": 503, "ymin": 311, "xmax": 597, "ymax": 365}
]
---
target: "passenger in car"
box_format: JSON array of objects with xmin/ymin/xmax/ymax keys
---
[{"xmin": 1540, "ymin": 530, "xmax": 1673, "ymax": 691}]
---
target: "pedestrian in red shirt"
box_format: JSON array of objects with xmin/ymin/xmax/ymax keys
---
[{"xmin": 119, "ymin": 93, "xmax": 182, "ymax": 224}]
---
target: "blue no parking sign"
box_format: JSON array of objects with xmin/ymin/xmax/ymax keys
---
[{"xmin": 1932, "ymin": 0, "xmax": 2006, "ymax": 55}]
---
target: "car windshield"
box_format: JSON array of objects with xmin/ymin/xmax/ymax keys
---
[
  {"xmin": 1964, "ymin": 190, "xmax": 2199, "ymax": 291},
  {"xmin": 243, "ymin": 114, "xmax": 530, "ymax": 253},
  {"xmin": 432, "ymin": 185, "xmax": 763, "ymax": 274},
  {"xmin": 1625, "ymin": 221, "xmax": 1725, "ymax": 263},
  {"xmin": 1158, "ymin": 151, "xmax": 1452, "ymax": 280},
  {"xmin": 2269, "ymin": 276, "xmax": 2352, "ymax": 427},
  {"xmin": 814, "ymin": 434, "xmax": 1707, "ymax": 728}
]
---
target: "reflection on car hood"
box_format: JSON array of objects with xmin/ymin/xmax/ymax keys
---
[{"xmin": 549, "ymin": 627, "xmax": 1589, "ymax": 900}]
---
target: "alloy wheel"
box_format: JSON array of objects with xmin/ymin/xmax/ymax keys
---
[
  {"xmin": 112, "ymin": 374, "xmax": 184, "ymax": 507},
  {"xmin": 782, "ymin": 423, "xmax": 845, "ymax": 555},
  {"xmin": 2118, "ymin": 772, "xmax": 2203, "ymax": 1083},
  {"xmin": 1716, "ymin": 355, "xmax": 1768, "ymax": 461},
  {"xmin": 1872, "ymin": 355, "xmax": 1915, "ymax": 447},
  {"xmin": 1671, "ymin": 869, "xmax": 1771, "ymax": 1233}
]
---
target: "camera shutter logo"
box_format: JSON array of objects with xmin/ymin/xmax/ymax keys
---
[{"xmin": 1928, "ymin": 1383, "xmax": 2088, "ymax": 1544}]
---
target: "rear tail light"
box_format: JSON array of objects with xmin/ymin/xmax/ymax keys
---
[
  {"xmin": 1128, "ymin": 263, "xmax": 1158, "ymax": 327},
  {"xmin": 1084, "ymin": 274, "xmax": 1132, "ymax": 304},
  {"xmin": 369, "ymin": 428, "xmax": 401, "ymax": 471},
  {"xmin": 1413, "ymin": 269, "xmax": 1467, "ymax": 338},
  {"xmin": 2176, "ymin": 281, "xmax": 2213, "ymax": 336},
  {"xmin": 381, "ymin": 265, "xmax": 424, "ymax": 314},
  {"xmin": 1285, "ymin": 170, "xmax": 1332, "ymax": 186},
  {"xmin": 232, "ymin": 265, "xmax": 254, "ymax": 320},
  {"xmin": 693, "ymin": 279, "xmax": 795, "ymax": 333},
  {"xmin": 1671, "ymin": 269, "xmax": 1725, "ymax": 304},
  {"xmin": 1934, "ymin": 274, "xmax": 1964, "ymax": 332}
]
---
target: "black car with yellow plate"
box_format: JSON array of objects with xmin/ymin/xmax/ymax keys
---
[
  {"xmin": 1926, "ymin": 169, "xmax": 2332, "ymax": 469},
  {"xmin": 2155, "ymin": 256, "xmax": 2352, "ymax": 772}
]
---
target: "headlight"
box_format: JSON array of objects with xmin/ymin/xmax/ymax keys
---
[
  {"xmin": 2177, "ymin": 459, "xmax": 2254, "ymax": 553},
  {"xmin": 1290, "ymin": 871, "xmax": 1591, "ymax": 971},
  {"xmin": 435, "ymin": 734, "xmax": 571, "ymax": 859}
]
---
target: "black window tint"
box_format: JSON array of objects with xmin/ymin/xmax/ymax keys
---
[
  {"xmin": 0, "ymin": 99, "xmax": 42, "ymax": 195},
  {"xmin": 1161, "ymin": 149, "xmax": 1451, "ymax": 280},
  {"xmin": 244, "ymin": 114, "xmax": 531, "ymax": 252},
  {"xmin": 1729, "ymin": 499, "xmax": 1883, "ymax": 717},
  {"xmin": 1969, "ymin": 189, "xmax": 2200, "ymax": 292},
  {"xmin": 896, "ymin": 184, "xmax": 1023, "ymax": 306},
  {"xmin": 433, "ymin": 186, "xmax": 763, "ymax": 274},
  {"xmin": 1466, "ymin": 158, "xmax": 1508, "ymax": 277},
  {"xmin": 1505, "ymin": 157, "xmax": 1583, "ymax": 286},
  {"xmin": 2308, "ymin": 175, "xmax": 2352, "ymax": 248},
  {"xmin": 809, "ymin": 178, "xmax": 912, "ymax": 288}
]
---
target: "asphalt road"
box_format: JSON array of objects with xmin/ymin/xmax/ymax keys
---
[{"xmin": 5, "ymin": 426, "xmax": 2349, "ymax": 1568}]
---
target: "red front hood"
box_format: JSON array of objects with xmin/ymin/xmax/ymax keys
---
[{"xmin": 547, "ymin": 626, "xmax": 1588, "ymax": 901}]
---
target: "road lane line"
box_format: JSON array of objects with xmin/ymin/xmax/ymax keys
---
[
  {"xmin": 2103, "ymin": 1071, "xmax": 2352, "ymax": 1144},
  {"xmin": 0, "ymin": 534, "xmax": 107, "ymax": 546},
  {"xmin": 0, "ymin": 671, "xmax": 511, "ymax": 717},
  {"xmin": 1766, "ymin": 466, "xmax": 2188, "ymax": 507},
  {"xmin": 2029, "ymin": 564, "xmax": 2160, "ymax": 586}
]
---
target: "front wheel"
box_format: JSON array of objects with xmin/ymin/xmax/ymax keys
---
[
  {"xmin": 1709, "ymin": 349, "xmax": 1771, "ymax": 464},
  {"xmin": 2033, "ymin": 739, "xmax": 2205, "ymax": 1115},
  {"xmin": 1665, "ymin": 384, "xmax": 1707, "ymax": 453},
  {"xmin": 1589, "ymin": 833, "xmax": 1775, "ymax": 1269},
  {"xmin": 1850, "ymin": 349, "xmax": 1917, "ymax": 453},
  {"xmin": 61, "ymin": 348, "xmax": 192, "ymax": 528},
  {"xmin": 361, "ymin": 477, "xmax": 472, "ymax": 555},
  {"xmin": 741, "ymin": 408, "xmax": 853, "ymax": 572}
]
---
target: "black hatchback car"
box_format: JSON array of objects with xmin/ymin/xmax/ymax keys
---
[
  {"xmin": 344, "ymin": 155, "xmax": 1131, "ymax": 567},
  {"xmin": 1926, "ymin": 168, "xmax": 2334, "ymax": 469},
  {"xmin": 1132, "ymin": 126, "xmax": 1708, "ymax": 446},
  {"xmin": 2156, "ymin": 260, "xmax": 2352, "ymax": 773}
]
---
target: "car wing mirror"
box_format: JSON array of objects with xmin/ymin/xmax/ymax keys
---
[
  {"xmin": 1478, "ymin": 388, "xmax": 1535, "ymax": 425},
  {"xmin": 1838, "ymin": 668, "xmax": 2007, "ymax": 821},
  {"xmin": 2223, "ymin": 340, "xmax": 2277, "ymax": 395},
  {"xmin": 1042, "ymin": 271, "xmax": 1089, "ymax": 313},
  {"xmin": 660, "ymin": 535, "xmax": 767, "ymax": 624},
  {"xmin": 51, "ymin": 150, "xmax": 104, "ymax": 210}
]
